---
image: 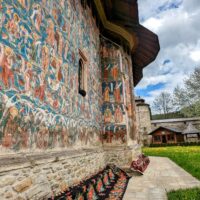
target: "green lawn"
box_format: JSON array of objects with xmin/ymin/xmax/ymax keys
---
[
  {"xmin": 167, "ymin": 188, "xmax": 200, "ymax": 200},
  {"xmin": 143, "ymin": 146, "xmax": 200, "ymax": 200}
]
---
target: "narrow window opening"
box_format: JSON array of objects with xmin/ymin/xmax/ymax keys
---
[
  {"xmin": 78, "ymin": 59, "xmax": 86, "ymax": 97},
  {"xmin": 78, "ymin": 49, "xmax": 87, "ymax": 97},
  {"xmin": 81, "ymin": 0, "xmax": 87, "ymax": 9}
]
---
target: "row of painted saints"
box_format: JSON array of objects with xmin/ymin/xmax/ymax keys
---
[
  {"xmin": 1, "ymin": 105, "xmax": 100, "ymax": 150},
  {"xmin": 104, "ymin": 105, "xmax": 124, "ymax": 124},
  {"xmin": 103, "ymin": 63, "xmax": 120, "ymax": 81},
  {"xmin": 103, "ymin": 82, "xmax": 122, "ymax": 103},
  {"xmin": 100, "ymin": 44, "xmax": 121, "ymax": 60},
  {"xmin": 101, "ymin": 38, "xmax": 136, "ymax": 145}
]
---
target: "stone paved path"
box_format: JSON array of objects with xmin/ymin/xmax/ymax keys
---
[{"xmin": 123, "ymin": 156, "xmax": 200, "ymax": 200}]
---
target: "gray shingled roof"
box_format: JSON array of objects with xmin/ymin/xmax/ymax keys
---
[
  {"xmin": 151, "ymin": 117, "xmax": 200, "ymax": 124},
  {"xmin": 148, "ymin": 126, "xmax": 182, "ymax": 135},
  {"xmin": 182, "ymin": 123, "xmax": 200, "ymax": 135}
]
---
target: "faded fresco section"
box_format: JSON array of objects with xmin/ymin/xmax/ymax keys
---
[
  {"xmin": 101, "ymin": 37, "xmax": 135, "ymax": 145},
  {"xmin": 123, "ymin": 56, "xmax": 137, "ymax": 141},
  {"xmin": 0, "ymin": 0, "xmax": 102, "ymax": 152}
]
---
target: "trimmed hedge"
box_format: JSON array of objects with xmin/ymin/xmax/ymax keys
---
[{"xmin": 149, "ymin": 142, "xmax": 200, "ymax": 147}]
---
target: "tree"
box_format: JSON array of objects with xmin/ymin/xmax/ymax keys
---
[
  {"xmin": 173, "ymin": 67, "xmax": 200, "ymax": 117},
  {"xmin": 173, "ymin": 86, "xmax": 193, "ymax": 109},
  {"xmin": 185, "ymin": 67, "xmax": 200, "ymax": 99},
  {"xmin": 152, "ymin": 92, "xmax": 174, "ymax": 117}
]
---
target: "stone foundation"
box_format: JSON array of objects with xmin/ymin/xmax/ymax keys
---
[
  {"xmin": 104, "ymin": 146, "xmax": 140, "ymax": 167},
  {"xmin": 0, "ymin": 147, "xmax": 138, "ymax": 200}
]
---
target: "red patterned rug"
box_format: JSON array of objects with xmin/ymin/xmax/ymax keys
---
[{"xmin": 50, "ymin": 165, "xmax": 130, "ymax": 200}]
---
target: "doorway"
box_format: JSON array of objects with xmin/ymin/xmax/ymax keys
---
[{"xmin": 162, "ymin": 136, "xmax": 167, "ymax": 143}]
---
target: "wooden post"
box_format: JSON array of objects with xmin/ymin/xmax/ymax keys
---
[
  {"xmin": 166, "ymin": 134, "xmax": 168, "ymax": 143},
  {"xmin": 184, "ymin": 135, "xmax": 187, "ymax": 142},
  {"xmin": 160, "ymin": 135, "xmax": 162, "ymax": 144},
  {"xmin": 174, "ymin": 134, "xmax": 177, "ymax": 143}
]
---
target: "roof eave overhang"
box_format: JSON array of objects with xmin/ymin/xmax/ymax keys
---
[
  {"xmin": 94, "ymin": 0, "xmax": 160, "ymax": 86},
  {"xmin": 94, "ymin": 0, "xmax": 136, "ymax": 50},
  {"xmin": 148, "ymin": 126, "xmax": 182, "ymax": 135}
]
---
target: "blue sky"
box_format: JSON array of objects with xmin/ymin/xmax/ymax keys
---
[
  {"xmin": 136, "ymin": 83, "xmax": 166, "ymax": 97},
  {"xmin": 157, "ymin": 0, "xmax": 183, "ymax": 13},
  {"xmin": 136, "ymin": 0, "xmax": 200, "ymax": 111}
]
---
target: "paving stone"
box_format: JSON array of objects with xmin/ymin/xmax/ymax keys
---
[
  {"xmin": 13, "ymin": 178, "xmax": 32, "ymax": 193},
  {"xmin": 124, "ymin": 156, "xmax": 200, "ymax": 200},
  {"xmin": 0, "ymin": 175, "xmax": 16, "ymax": 187}
]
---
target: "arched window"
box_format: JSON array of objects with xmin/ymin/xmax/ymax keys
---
[{"xmin": 78, "ymin": 50, "xmax": 87, "ymax": 97}]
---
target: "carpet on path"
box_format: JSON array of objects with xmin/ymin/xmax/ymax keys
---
[{"xmin": 50, "ymin": 165, "xmax": 130, "ymax": 200}]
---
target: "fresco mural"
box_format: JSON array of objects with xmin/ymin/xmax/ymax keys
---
[
  {"xmin": 101, "ymin": 38, "xmax": 128, "ymax": 145},
  {"xmin": 123, "ymin": 58, "xmax": 133, "ymax": 117},
  {"xmin": 102, "ymin": 82, "xmax": 123, "ymax": 103},
  {"xmin": 0, "ymin": 0, "xmax": 102, "ymax": 152},
  {"xmin": 123, "ymin": 56, "xmax": 137, "ymax": 140}
]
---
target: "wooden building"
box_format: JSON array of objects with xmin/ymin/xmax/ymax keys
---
[
  {"xmin": 149, "ymin": 126, "xmax": 184, "ymax": 144},
  {"xmin": 182, "ymin": 123, "xmax": 200, "ymax": 142},
  {"xmin": 149, "ymin": 118, "xmax": 200, "ymax": 144}
]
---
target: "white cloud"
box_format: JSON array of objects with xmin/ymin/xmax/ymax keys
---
[
  {"xmin": 136, "ymin": 0, "xmax": 200, "ymax": 108},
  {"xmin": 142, "ymin": 17, "xmax": 162, "ymax": 32},
  {"xmin": 190, "ymin": 50, "xmax": 200, "ymax": 62}
]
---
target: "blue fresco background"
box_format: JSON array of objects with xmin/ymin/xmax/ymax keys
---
[{"xmin": 0, "ymin": 0, "xmax": 102, "ymax": 151}]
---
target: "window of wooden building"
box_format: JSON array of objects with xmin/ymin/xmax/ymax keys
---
[
  {"xmin": 154, "ymin": 135, "xmax": 161, "ymax": 142},
  {"xmin": 167, "ymin": 135, "xmax": 175, "ymax": 141}
]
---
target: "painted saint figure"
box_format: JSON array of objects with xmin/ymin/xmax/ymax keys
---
[
  {"xmin": 19, "ymin": 0, "xmax": 26, "ymax": 8},
  {"xmin": 114, "ymin": 83, "xmax": 121, "ymax": 103},
  {"xmin": 102, "ymin": 45, "xmax": 108, "ymax": 58},
  {"xmin": 64, "ymin": 41, "xmax": 69, "ymax": 60},
  {"xmin": 103, "ymin": 85, "xmax": 110, "ymax": 102},
  {"xmin": 35, "ymin": 73, "xmax": 46, "ymax": 101},
  {"xmin": 36, "ymin": 125, "xmax": 49, "ymax": 149},
  {"xmin": 114, "ymin": 106, "xmax": 123, "ymax": 123},
  {"xmin": 55, "ymin": 31, "xmax": 63, "ymax": 57},
  {"xmin": 7, "ymin": 13, "xmax": 20, "ymax": 38},
  {"xmin": 31, "ymin": 3, "xmax": 42, "ymax": 32},
  {"xmin": 0, "ymin": 45, "xmax": 14, "ymax": 87},
  {"xmin": 24, "ymin": 62, "xmax": 32, "ymax": 94},
  {"xmin": 46, "ymin": 19, "xmax": 55, "ymax": 46},
  {"xmin": 104, "ymin": 107, "xmax": 112, "ymax": 123},
  {"xmin": 103, "ymin": 65, "xmax": 109, "ymax": 80},
  {"xmin": 111, "ymin": 63, "xmax": 118, "ymax": 80},
  {"xmin": 2, "ymin": 107, "xmax": 19, "ymax": 149},
  {"xmin": 42, "ymin": 46, "xmax": 49, "ymax": 72}
]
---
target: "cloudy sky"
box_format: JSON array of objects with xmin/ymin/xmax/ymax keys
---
[{"xmin": 135, "ymin": 0, "xmax": 200, "ymax": 111}]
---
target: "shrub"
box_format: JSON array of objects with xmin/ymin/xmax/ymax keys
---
[{"xmin": 149, "ymin": 142, "xmax": 200, "ymax": 148}]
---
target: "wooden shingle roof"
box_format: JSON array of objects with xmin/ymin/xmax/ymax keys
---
[
  {"xmin": 182, "ymin": 123, "xmax": 200, "ymax": 135},
  {"xmin": 149, "ymin": 126, "xmax": 182, "ymax": 135},
  {"xmin": 101, "ymin": 0, "xmax": 160, "ymax": 85}
]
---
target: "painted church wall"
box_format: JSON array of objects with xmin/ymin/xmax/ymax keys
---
[
  {"xmin": 101, "ymin": 37, "xmax": 136, "ymax": 145},
  {"xmin": 123, "ymin": 57, "xmax": 138, "ymax": 141},
  {"xmin": 0, "ymin": 0, "xmax": 102, "ymax": 152}
]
